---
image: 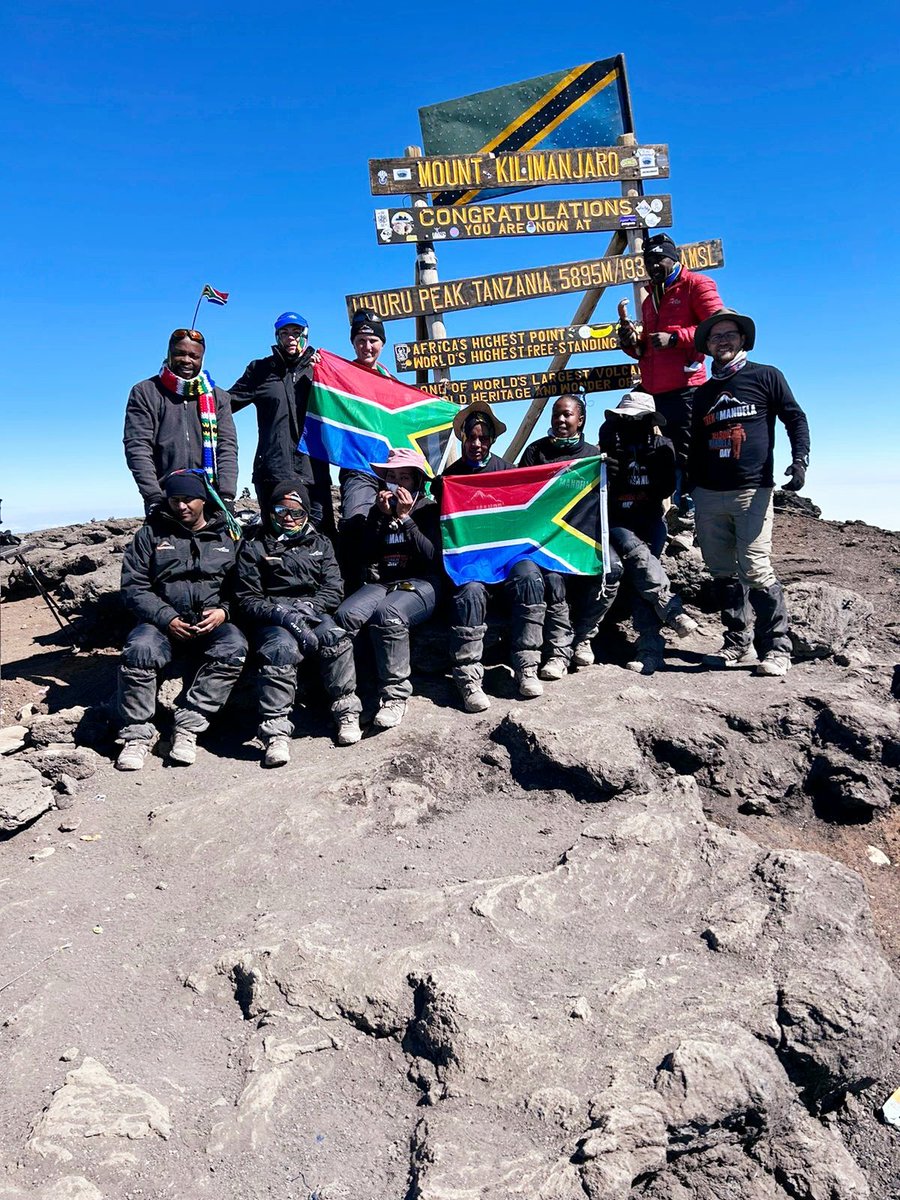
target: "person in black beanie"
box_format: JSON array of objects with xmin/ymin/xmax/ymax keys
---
[{"xmin": 689, "ymin": 309, "xmax": 810, "ymax": 676}]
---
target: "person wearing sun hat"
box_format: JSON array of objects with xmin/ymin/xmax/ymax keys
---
[
  {"xmin": 434, "ymin": 401, "xmax": 548, "ymax": 710},
  {"xmin": 616, "ymin": 233, "xmax": 723, "ymax": 520},
  {"xmin": 235, "ymin": 478, "xmax": 361, "ymax": 764},
  {"xmin": 597, "ymin": 391, "xmax": 699, "ymax": 675},
  {"xmin": 124, "ymin": 328, "xmax": 239, "ymax": 518},
  {"xmin": 229, "ymin": 312, "xmax": 334, "ymax": 534},
  {"xmin": 114, "ymin": 469, "xmax": 247, "ymax": 772},
  {"xmin": 689, "ymin": 308, "xmax": 810, "ymax": 677},
  {"xmin": 335, "ymin": 446, "xmax": 441, "ymax": 731}
]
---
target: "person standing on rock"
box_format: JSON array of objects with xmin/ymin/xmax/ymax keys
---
[
  {"xmin": 335, "ymin": 448, "xmax": 442, "ymax": 731},
  {"xmin": 228, "ymin": 312, "xmax": 335, "ymax": 535},
  {"xmin": 689, "ymin": 308, "xmax": 810, "ymax": 676},
  {"xmin": 597, "ymin": 392, "xmax": 699, "ymax": 675},
  {"xmin": 433, "ymin": 402, "xmax": 547, "ymax": 710},
  {"xmin": 115, "ymin": 471, "xmax": 248, "ymax": 771},
  {"xmin": 519, "ymin": 394, "xmax": 617, "ymax": 676},
  {"xmin": 124, "ymin": 329, "xmax": 238, "ymax": 518},
  {"xmin": 235, "ymin": 479, "xmax": 361, "ymax": 766},
  {"xmin": 617, "ymin": 234, "xmax": 723, "ymax": 522}
]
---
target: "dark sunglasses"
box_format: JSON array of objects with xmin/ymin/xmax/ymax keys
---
[
  {"xmin": 169, "ymin": 329, "xmax": 206, "ymax": 345},
  {"xmin": 273, "ymin": 504, "xmax": 306, "ymax": 516}
]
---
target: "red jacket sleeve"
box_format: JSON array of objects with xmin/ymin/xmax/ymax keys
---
[{"xmin": 670, "ymin": 273, "xmax": 723, "ymax": 345}]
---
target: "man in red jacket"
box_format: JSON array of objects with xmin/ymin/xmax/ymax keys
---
[{"xmin": 618, "ymin": 233, "xmax": 723, "ymax": 519}]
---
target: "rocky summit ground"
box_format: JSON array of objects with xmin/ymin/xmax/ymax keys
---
[{"xmin": 0, "ymin": 499, "xmax": 899, "ymax": 1200}]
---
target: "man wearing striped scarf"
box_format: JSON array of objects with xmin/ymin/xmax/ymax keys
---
[{"xmin": 124, "ymin": 329, "xmax": 239, "ymax": 517}]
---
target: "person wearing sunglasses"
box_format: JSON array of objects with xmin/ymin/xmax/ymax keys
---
[
  {"xmin": 229, "ymin": 312, "xmax": 335, "ymax": 536},
  {"xmin": 689, "ymin": 308, "xmax": 810, "ymax": 677},
  {"xmin": 124, "ymin": 328, "xmax": 238, "ymax": 518},
  {"xmin": 235, "ymin": 479, "xmax": 361, "ymax": 766}
]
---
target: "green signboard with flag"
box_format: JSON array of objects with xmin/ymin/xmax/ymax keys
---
[{"xmin": 419, "ymin": 55, "xmax": 631, "ymax": 204}]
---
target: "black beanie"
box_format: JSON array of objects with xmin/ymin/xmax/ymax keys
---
[
  {"xmin": 644, "ymin": 234, "xmax": 680, "ymax": 262},
  {"xmin": 269, "ymin": 478, "xmax": 310, "ymax": 509},
  {"xmin": 164, "ymin": 470, "xmax": 207, "ymax": 500},
  {"xmin": 350, "ymin": 308, "xmax": 386, "ymax": 345}
]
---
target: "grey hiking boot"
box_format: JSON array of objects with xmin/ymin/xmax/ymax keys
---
[
  {"xmin": 115, "ymin": 741, "xmax": 151, "ymax": 772},
  {"xmin": 755, "ymin": 652, "xmax": 791, "ymax": 677},
  {"xmin": 571, "ymin": 640, "xmax": 595, "ymax": 668},
  {"xmin": 704, "ymin": 645, "xmax": 758, "ymax": 669},
  {"xmin": 168, "ymin": 730, "xmax": 197, "ymax": 765},
  {"xmin": 539, "ymin": 657, "xmax": 567, "ymax": 681},
  {"xmin": 374, "ymin": 699, "xmax": 407, "ymax": 729},
  {"xmin": 335, "ymin": 712, "xmax": 362, "ymax": 745},
  {"xmin": 263, "ymin": 736, "xmax": 291, "ymax": 768},
  {"xmin": 516, "ymin": 667, "xmax": 544, "ymax": 699},
  {"xmin": 669, "ymin": 613, "xmax": 699, "ymax": 638},
  {"xmin": 460, "ymin": 685, "xmax": 491, "ymax": 713},
  {"xmin": 625, "ymin": 653, "xmax": 663, "ymax": 676}
]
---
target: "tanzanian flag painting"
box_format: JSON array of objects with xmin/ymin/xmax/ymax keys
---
[
  {"xmin": 440, "ymin": 458, "xmax": 609, "ymax": 585},
  {"xmin": 299, "ymin": 350, "xmax": 458, "ymax": 476},
  {"xmin": 420, "ymin": 56, "xmax": 630, "ymax": 204}
]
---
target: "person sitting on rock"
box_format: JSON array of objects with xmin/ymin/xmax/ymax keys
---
[
  {"xmin": 597, "ymin": 392, "xmax": 699, "ymax": 675},
  {"xmin": 335, "ymin": 448, "xmax": 441, "ymax": 731},
  {"xmin": 433, "ymin": 401, "xmax": 547, "ymax": 710},
  {"xmin": 115, "ymin": 470, "xmax": 248, "ymax": 771},
  {"xmin": 124, "ymin": 328, "xmax": 238, "ymax": 518},
  {"xmin": 228, "ymin": 312, "xmax": 335, "ymax": 534},
  {"xmin": 234, "ymin": 480, "xmax": 361, "ymax": 766},
  {"xmin": 520, "ymin": 392, "xmax": 619, "ymax": 677}
]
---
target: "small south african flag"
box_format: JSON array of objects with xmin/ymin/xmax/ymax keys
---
[{"xmin": 201, "ymin": 285, "xmax": 229, "ymax": 306}]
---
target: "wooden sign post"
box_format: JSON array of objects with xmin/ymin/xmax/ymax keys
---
[{"xmin": 394, "ymin": 322, "xmax": 622, "ymax": 373}]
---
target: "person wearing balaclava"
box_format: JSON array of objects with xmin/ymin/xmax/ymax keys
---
[
  {"xmin": 124, "ymin": 328, "xmax": 238, "ymax": 518},
  {"xmin": 229, "ymin": 312, "xmax": 335, "ymax": 536},
  {"xmin": 519, "ymin": 393, "xmax": 623, "ymax": 677},
  {"xmin": 432, "ymin": 401, "xmax": 547, "ymax": 711},
  {"xmin": 115, "ymin": 469, "xmax": 247, "ymax": 771},
  {"xmin": 335, "ymin": 309, "xmax": 394, "ymax": 590},
  {"xmin": 616, "ymin": 233, "xmax": 723, "ymax": 523},
  {"xmin": 235, "ymin": 478, "xmax": 361, "ymax": 765}
]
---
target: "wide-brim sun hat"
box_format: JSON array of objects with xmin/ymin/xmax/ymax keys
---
[
  {"xmin": 370, "ymin": 447, "xmax": 429, "ymax": 478},
  {"xmin": 604, "ymin": 391, "xmax": 666, "ymax": 426},
  {"xmin": 452, "ymin": 400, "xmax": 508, "ymax": 441},
  {"xmin": 694, "ymin": 308, "xmax": 756, "ymax": 354}
]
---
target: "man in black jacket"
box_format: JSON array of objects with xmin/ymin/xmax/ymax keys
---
[
  {"xmin": 229, "ymin": 312, "xmax": 334, "ymax": 533},
  {"xmin": 124, "ymin": 329, "xmax": 238, "ymax": 516},
  {"xmin": 235, "ymin": 479, "xmax": 360, "ymax": 766},
  {"xmin": 689, "ymin": 308, "xmax": 810, "ymax": 676},
  {"xmin": 115, "ymin": 471, "xmax": 247, "ymax": 771}
]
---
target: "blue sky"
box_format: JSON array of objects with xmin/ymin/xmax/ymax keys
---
[{"xmin": 2, "ymin": 1, "xmax": 898, "ymax": 531}]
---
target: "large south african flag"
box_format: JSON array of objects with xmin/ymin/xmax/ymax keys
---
[
  {"xmin": 440, "ymin": 457, "xmax": 609, "ymax": 585},
  {"xmin": 299, "ymin": 350, "xmax": 458, "ymax": 476}
]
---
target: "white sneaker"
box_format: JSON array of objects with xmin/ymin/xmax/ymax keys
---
[
  {"xmin": 335, "ymin": 713, "xmax": 362, "ymax": 745},
  {"xmin": 116, "ymin": 741, "xmax": 151, "ymax": 772},
  {"xmin": 755, "ymin": 652, "xmax": 791, "ymax": 677},
  {"xmin": 539, "ymin": 657, "xmax": 567, "ymax": 681},
  {"xmin": 461, "ymin": 687, "xmax": 491, "ymax": 713},
  {"xmin": 571, "ymin": 641, "xmax": 594, "ymax": 668},
  {"xmin": 264, "ymin": 736, "xmax": 291, "ymax": 767},
  {"xmin": 669, "ymin": 613, "xmax": 699, "ymax": 638},
  {"xmin": 374, "ymin": 699, "xmax": 407, "ymax": 729},
  {"xmin": 516, "ymin": 668, "xmax": 544, "ymax": 699},
  {"xmin": 168, "ymin": 730, "xmax": 197, "ymax": 765}
]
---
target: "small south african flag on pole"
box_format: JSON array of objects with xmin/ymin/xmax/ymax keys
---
[{"xmin": 201, "ymin": 284, "xmax": 229, "ymax": 306}]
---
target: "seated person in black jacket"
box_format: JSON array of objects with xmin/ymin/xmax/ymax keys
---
[
  {"xmin": 115, "ymin": 470, "xmax": 248, "ymax": 771},
  {"xmin": 597, "ymin": 392, "xmax": 698, "ymax": 675},
  {"xmin": 335, "ymin": 448, "xmax": 441, "ymax": 731},
  {"xmin": 520, "ymin": 393, "xmax": 620, "ymax": 675},
  {"xmin": 235, "ymin": 479, "xmax": 360, "ymax": 766},
  {"xmin": 433, "ymin": 402, "xmax": 546, "ymax": 711}
]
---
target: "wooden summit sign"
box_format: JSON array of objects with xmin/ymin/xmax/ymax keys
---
[
  {"xmin": 430, "ymin": 364, "xmax": 639, "ymax": 406},
  {"xmin": 375, "ymin": 196, "xmax": 672, "ymax": 245},
  {"xmin": 347, "ymin": 239, "xmax": 723, "ymax": 321},
  {"xmin": 369, "ymin": 145, "xmax": 670, "ymax": 195},
  {"xmin": 395, "ymin": 323, "xmax": 621, "ymax": 372}
]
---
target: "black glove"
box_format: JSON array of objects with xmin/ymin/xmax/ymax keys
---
[
  {"xmin": 272, "ymin": 605, "xmax": 319, "ymax": 655},
  {"xmin": 144, "ymin": 496, "xmax": 163, "ymax": 519},
  {"xmin": 221, "ymin": 496, "xmax": 236, "ymax": 516},
  {"xmin": 602, "ymin": 454, "xmax": 620, "ymax": 483},
  {"xmin": 783, "ymin": 460, "xmax": 807, "ymax": 492},
  {"xmin": 287, "ymin": 599, "xmax": 317, "ymax": 621}
]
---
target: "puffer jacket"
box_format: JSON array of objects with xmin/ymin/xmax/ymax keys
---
[
  {"xmin": 229, "ymin": 345, "xmax": 315, "ymax": 486},
  {"xmin": 234, "ymin": 521, "xmax": 343, "ymax": 625},
  {"xmin": 120, "ymin": 510, "xmax": 239, "ymax": 630},
  {"xmin": 625, "ymin": 268, "xmax": 723, "ymax": 393},
  {"xmin": 123, "ymin": 376, "xmax": 238, "ymax": 507}
]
